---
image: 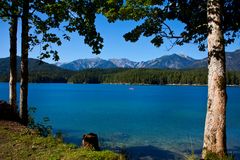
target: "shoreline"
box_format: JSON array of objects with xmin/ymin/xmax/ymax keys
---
[
  {"xmin": 0, "ymin": 120, "xmax": 123, "ymax": 160},
  {"xmin": 1, "ymin": 81, "xmax": 239, "ymax": 87}
]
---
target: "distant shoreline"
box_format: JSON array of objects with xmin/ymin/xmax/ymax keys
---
[
  {"xmin": 68, "ymin": 82, "xmax": 240, "ymax": 87},
  {"xmin": 1, "ymin": 81, "xmax": 239, "ymax": 87}
]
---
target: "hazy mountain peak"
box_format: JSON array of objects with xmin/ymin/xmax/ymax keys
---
[
  {"xmin": 89, "ymin": 57, "xmax": 101, "ymax": 60},
  {"xmin": 109, "ymin": 58, "xmax": 137, "ymax": 68},
  {"xmin": 178, "ymin": 54, "xmax": 191, "ymax": 58},
  {"xmin": 60, "ymin": 57, "xmax": 116, "ymax": 70},
  {"xmin": 55, "ymin": 62, "xmax": 67, "ymax": 66}
]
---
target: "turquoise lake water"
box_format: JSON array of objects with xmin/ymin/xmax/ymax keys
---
[{"xmin": 0, "ymin": 83, "xmax": 239, "ymax": 159}]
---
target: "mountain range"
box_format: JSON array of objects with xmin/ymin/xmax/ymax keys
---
[
  {"xmin": 58, "ymin": 49, "xmax": 240, "ymax": 71},
  {"xmin": 0, "ymin": 50, "xmax": 240, "ymax": 74}
]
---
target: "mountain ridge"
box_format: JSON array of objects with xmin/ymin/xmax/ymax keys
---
[
  {"xmin": 57, "ymin": 49, "xmax": 240, "ymax": 71},
  {"xmin": 0, "ymin": 49, "xmax": 239, "ymax": 73}
]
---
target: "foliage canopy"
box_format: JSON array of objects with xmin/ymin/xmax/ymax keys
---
[{"xmin": 103, "ymin": 0, "xmax": 240, "ymax": 51}]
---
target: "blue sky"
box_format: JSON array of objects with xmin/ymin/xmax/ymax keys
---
[{"xmin": 0, "ymin": 15, "xmax": 239, "ymax": 63}]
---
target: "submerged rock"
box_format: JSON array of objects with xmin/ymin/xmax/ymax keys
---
[
  {"xmin": 82, "ymin": 133, "xmax": 100, "ymax": 151},
  {"xmin": 111, "ymin": 132, "xmax": 130, "ymax": 141}
]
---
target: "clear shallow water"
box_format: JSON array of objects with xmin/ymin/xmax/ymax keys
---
[{"xmin": 0, "ymin": 83, "xmax": 239, "ymax": 159}]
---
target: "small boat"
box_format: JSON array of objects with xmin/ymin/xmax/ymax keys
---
[{"xmin": 129, "ymin": 87, "xmax": 134, "ymax": 90}]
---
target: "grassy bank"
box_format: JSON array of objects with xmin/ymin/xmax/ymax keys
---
[{"xmin": 0, "ymin": 120, "xmax": 124, "ymax": 160}]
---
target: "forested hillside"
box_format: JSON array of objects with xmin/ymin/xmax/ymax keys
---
[
  {"xmin": 0, "ymin": 57, "xmax": 74, "ymax": 83},
  {"xmin": 67, "ymin": 69, "xmax": 240, "ymax": 85},
  {"xmin": 1, "ymin": 65, "xmax": 240, "ymax": 85}
]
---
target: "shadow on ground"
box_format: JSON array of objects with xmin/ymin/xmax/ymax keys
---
[{"xmin": 125, "ymin": 145, "xmax": 183, "ymax": 160}]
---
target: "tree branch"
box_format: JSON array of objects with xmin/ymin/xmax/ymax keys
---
[
  {"xmin": 162, "ymin": 22, "xmax": 182, "ymax": 39},
  {"xmin": 0, "ymin": 14, "xmax": 22, "ymax": 18}
]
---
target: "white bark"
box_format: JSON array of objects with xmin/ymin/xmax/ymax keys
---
[{"xmin": 202, "ymin": 0, "xmax": 227, "ymax": 158}]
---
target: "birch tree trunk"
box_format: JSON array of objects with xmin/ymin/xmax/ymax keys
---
[
  {"xmin": 19, "ymin": 0, "xmax": 29, "ymax": 125},
  {"xmin": 202, "ymin": 0, "xmax": 227, "ymax": 158},
  {"xmin": 9, "ymin": 2, "xmax": 18, "ymax": 113}
]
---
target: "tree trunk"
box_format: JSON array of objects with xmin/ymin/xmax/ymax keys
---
[
  {"xmin": 19, "ymin": 0, "xmax": 29, "ymax": 125},
  {"xmin": 202, "ymin": 0, "xmax": 227, "ymax": 158},
  {"xmin": 9, "ymin": 2, "xmax": 18, "ymax": 113}
]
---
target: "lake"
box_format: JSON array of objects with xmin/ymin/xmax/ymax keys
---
[{"xmin": 0, "ymin": 83, "xmax": 239, "ymax": 159}]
